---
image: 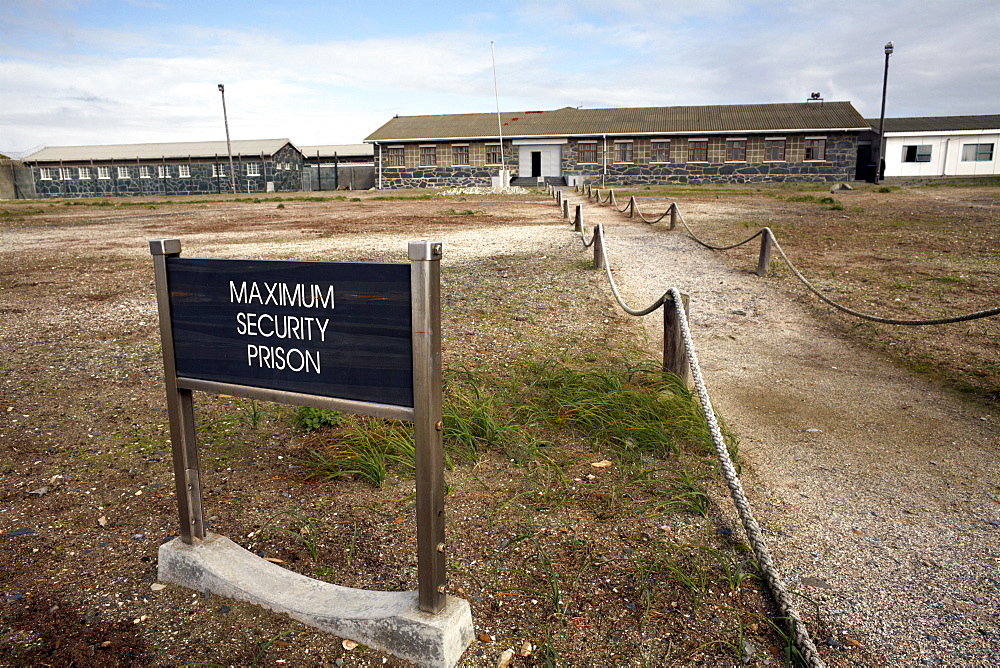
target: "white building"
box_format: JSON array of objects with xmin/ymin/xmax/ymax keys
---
[{"xmin": 874, "ymin": 115, "xmax": 1000, "ymax": 178}]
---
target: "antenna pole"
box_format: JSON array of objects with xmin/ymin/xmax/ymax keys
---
[{"xmin": 491, "ymin": 41, "xmax": 506, "ymax": 174}]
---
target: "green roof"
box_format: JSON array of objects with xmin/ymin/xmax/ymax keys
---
[{"xmin": 366, "ymin": 102, "xmax": 869, "ymax": 142}]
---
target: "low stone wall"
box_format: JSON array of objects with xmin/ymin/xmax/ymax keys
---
[{"xmin": 378, "ymin": 167, "xmax": 495, "ymax": 190}]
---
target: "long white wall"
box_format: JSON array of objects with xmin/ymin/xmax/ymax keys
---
[{"xmin": 884, "ymin": 130, "xmax": 999, "ymax": 177}]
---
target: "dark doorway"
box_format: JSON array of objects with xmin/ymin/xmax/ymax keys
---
[
  {"xmin": 531, "ymin": 152, "xmax": 542, "ymax": 178},
  {"xmin": 855, "ymin": 144, "xmax": 873, "ymax": 181}
]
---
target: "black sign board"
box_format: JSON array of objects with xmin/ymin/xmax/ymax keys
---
[{"xmin": 166, "ymin": 257, "xmax": 413, "ymax": 407}]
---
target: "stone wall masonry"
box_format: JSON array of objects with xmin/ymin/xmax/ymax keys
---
[
  {"xmin": 563, "ymin": 133, "xmax": 858, "ymax": 185},
  {"xmin": 28, "ymin": 153, "xmax": 304, "ymax": 199},
  {"xmin": 375, "ymin": 143, "xmax": 517, "ymax": 189},
  {"xmin": 371, "ymin": 133, "xmax": 859, "ymax": 189}
]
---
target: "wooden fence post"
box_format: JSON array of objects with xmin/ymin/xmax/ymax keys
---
[
  {"xmin": 756, "ymin": 228, "xmax": 773, "ymax": 277},
  {"xmin": 629, "ymin": 196, "xmax": 637, "ymax": 218},
  {"xmin": 593, "ymin": 223, "xmax": 604, "ymax": 270},
  {"xmin": 669, "ymin": 202, "xmax": 678, "ymax": 230},
  {"xmin": 562, "ymin": 197, "xmax": 569, "ymax": 218},
  {"xmin": 574, "ymin": 204, "xmax": 583, "ymax": 232},
  {"xmin": 663, "ymin": 293, "xmax": 690, "ymax": 386}
]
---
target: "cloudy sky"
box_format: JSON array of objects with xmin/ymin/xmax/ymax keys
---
[{"xmin": 2, "ymin": 0, "xmax": 998, "ymax": 156}]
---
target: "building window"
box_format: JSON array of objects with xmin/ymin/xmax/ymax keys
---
[
  {"xmin": 485, "ymin": 143, "xmax": 502, "ymax": 165},
  {"xmin": 688, "ymin": 140, "xmax": 708, "ymax": 162},
  {"xmin": 452, "ymin": 144, "xmax": 469, "ymax": 166},
  {"xmin": 901, "ymin": 145, "xmax": 932, "ymax": 163},
  {"xmin": 578, "ymin": 141, "xmax": 597, "ymax": 164},
  {"xmin": 725, "ymin": 139, "xmax": 747, "ymax": 162},
  {"xmin": 387, "ymin": 147, "xmax": 404, "ymax": 167},
  {"xmin": 650, "ymin": 140, "xmax": 670, "ymax": 163},
  {"xmin": 765, "ymin": 139, "xmax": 786, "ymax": 162},
  {"xmin": 804, "ymin": 138, "xmax": 826, "ymax": 161},
  {"xmin": 98, "ymin": 166, "xmax": 111, "ymax": 179},
  {"xmin": 139, "ymin": 165, "xmax": 151, "ymax": 179},
  {"xmin": 961, "ymin": 143, "xmax": 994, "ymax": 161},
  {"xmin": 157, "ymin": 165, "xmax": 169, "ymax": 178},
  {"xmin": 60, "ymin": 167, "xmax": 74, "ymax": 180},
  {"xmin": 212, "ymin": 164, "xmax": 226, "ymax": 177},
  {"xmin": 117, "ymin": 166, "xmax": 130, "ymax": 179},
  {"xmin": 419, "ymin": 145, "xmax": 436, "ymax": 167},
  {"xmin": 178, "ymin": 164, "xmax": 191, "ymax": 178},
  {"xmin": 246, "ymin": 163, "xmax": 261, "ymax": 176},
  {"xmin": 77, "ymin": 167, "xmax": 91, "ymax": 180},
  {"xmin": 40, "ymin": 167, "xmax": 56, "ymax": 180},
  {"xmin": 614, "ymin": 141, "xmax": 633, "ymax": 163}
]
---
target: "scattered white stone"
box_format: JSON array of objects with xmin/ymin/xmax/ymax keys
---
[{"xmin": 440, "ymin": 186, "xmax": 529, "ymax": 196}]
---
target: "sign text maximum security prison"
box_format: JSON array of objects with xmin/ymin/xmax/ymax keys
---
[{"xmin": 167, "ymin": 257, "xmax": 414, "ymax": 407}]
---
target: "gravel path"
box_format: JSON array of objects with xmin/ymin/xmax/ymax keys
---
[{"xmin": 563, "ymin": 191, "xmax": 1000, "ymax": 666}]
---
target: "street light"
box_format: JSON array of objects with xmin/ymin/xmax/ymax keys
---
[
  {"xmin": 218, "ymin": 84, "xmax": 237, "ymax": 194},
  {"xmin": 874, "ymin": 41, "xmax": 894, "ymax": 185}
]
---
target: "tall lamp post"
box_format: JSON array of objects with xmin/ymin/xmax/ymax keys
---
[
  {"xmin": 874, "ymin": 41, "xmax": 894, "ymax": 185},
  {"xmin": 218, "ymin": 84, "xmax": 237, "ymax": 194}
]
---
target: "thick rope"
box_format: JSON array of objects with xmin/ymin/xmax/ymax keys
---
[
  {"xmin": 766, "ymin": 234, "xmax": 1000, "ymax": 325},
  {"xmin": 610, "ymin": 190, "xmax": 631, "ymax": 214},
  {"xmin": 673, "ymin": 208, "xmax": 767, "ymax": 251},
  {"xmin": 591, "ymin": 191, "xmax": 1000, "ymax": 326},
  {"xmin": 632, "ymin": 200, "xmax": 674, "ymax": 225},
  {"xmin": 581, "ymin": 221, "xmax": 825, "ymax": 665},
  {"xmin": 667, "ymin": 288, "xmax": 825, "ymax": 668}
]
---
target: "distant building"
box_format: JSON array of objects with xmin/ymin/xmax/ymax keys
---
[
  {"xmin": 298, "ymin": 144, "xmax": 375, "ymax": 191},
  {"xmin": 869, "ymin": 115, "xmax": 1000, "ymax": 179},
  {"xmin": 365, "ymin": 102, "xmax": 870, "ymax": 189},
  {"xmin": 22, "ymin": 139, "xmax": 305, "ymax": 199}
]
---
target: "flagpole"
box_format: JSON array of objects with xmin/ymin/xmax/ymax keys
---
[{"xmin": 491, "ymin": 41, "xmax": 506, "ymax": 175}]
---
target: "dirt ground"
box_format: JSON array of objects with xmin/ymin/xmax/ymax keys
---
[{"xmin": 0, "ymin": 184, "xmax": 997, "ymax": 666}]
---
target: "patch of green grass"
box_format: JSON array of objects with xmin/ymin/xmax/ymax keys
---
[
  {"xmin": 294, "ymin": 406, "xmax": 342, "ymax": 432},
  {"xmin": 441, "ymin": 369, "xmax": 510, "ymax": 464},
  {"xmin": 513, "ymin": 359, "xmax": 725, "ymax": 461},
  {"xmin": 0, "ymin": 208, "xmax": 44, "ymax": 217},
  {"xmin": 441, "ymin": 208, "xmax": 485, "ymax": 216},
  {"xmin": 302, "ymin": 416, "xmax": 415, "ymax": 486},
  {"xmin": 300, "ymin": 356, "xmax": 732, "ymax": 486},
  {"xmin": 921, "ymin": 176, "xmax": 1000, "ymax": 188},
  {"xmin": 252, "ymin": 511, "xmax": 325, "ymax": 562},
  {"xmin": 369, "ymin": 193, "xmax": 438, "ymax": 201}
]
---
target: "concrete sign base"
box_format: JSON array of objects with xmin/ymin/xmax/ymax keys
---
[{"xmin": 158, "ymin": 533, "xmax": 474, "ymax": 667}]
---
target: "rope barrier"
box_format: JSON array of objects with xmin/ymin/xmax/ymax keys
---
[
  {"xmin": 570, "ymin": 217, "xmax": 825, "ymax": 666},
  {"xmin": 630, "ymin": 200, "xmax": 673, "ymax": 225},
  {"xmin": 766, "ymin": 235, "xmax": 1000, "ymax": 325},
  {"xmin": 581, "ymin": 187, "xmax": 1000, "ymax": 326}
]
